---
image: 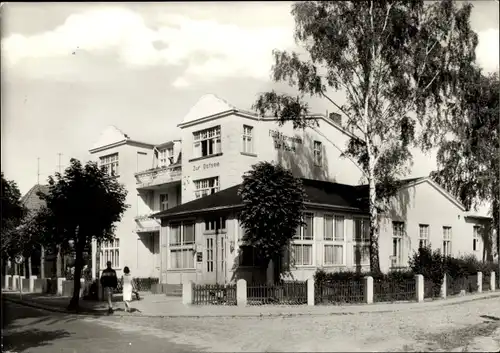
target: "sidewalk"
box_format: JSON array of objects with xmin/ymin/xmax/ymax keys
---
[{"xmin": 4, "ymin": 289, "xmax": 500, "ymax": 318}]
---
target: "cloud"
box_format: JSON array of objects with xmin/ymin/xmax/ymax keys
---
[
  {"xmin": 476, "ymin": 28, "xmax": 499, "ymax": 73},
  {"xmin": 1, "ymin": 6, "xmax": 295, "ymax": 86}
]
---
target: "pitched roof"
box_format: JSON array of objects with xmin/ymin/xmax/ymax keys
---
[
  {"xmin": 20, "ymin": 184, "xmax": 49, "ymax": 212},
  {"xmin": 154, "ymin": 178, "xmax": 368, "ymax": 219}
]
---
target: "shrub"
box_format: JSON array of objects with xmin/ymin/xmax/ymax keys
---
[
  {"xmin": 314, "ymin": 268, "xmax": 414, "ymax": 285},
  {"xmin": 409, "ymin": 246, "xmax": 445, "ymax": 293}
]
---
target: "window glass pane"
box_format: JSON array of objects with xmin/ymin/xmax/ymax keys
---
[
  {"xmin": 334, "ymin": 245, "xmax": 343, "ymax": 265},
  {"xmin": 170, "ymin": 224, "xmax": 181, "ymax": 245},
  {"xmin": 303, "ymin": 245, "xmax": 312, "ymax": 265},
  {"xmin": 324, "ymin": 216, "xmax": 333, "ymax": 240},
  {"xmin": 334, "ymin": 216, "xmax": 344, "ymax": 241},
  {"xmin": 183, "ymin": 223, "xmax": 195, "ymax": 244},
  {"xmin": 292, "ymin": 244, "xmax": 302, "ymax": 265},
  {"xmin": 354, "ymin": 219, "xmax": 362, "ymax": 241},
  {"xmin": 304, "ymin": 214, "xmax": 313, "ymax": 240},
  {"xmin": 324, "ymin": 245, "xmax": 333, "ymax": 264}
]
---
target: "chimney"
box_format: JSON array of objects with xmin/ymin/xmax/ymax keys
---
[{"xmin": 329, "ymin": 112, "xmax": 342, "ymax": 125}]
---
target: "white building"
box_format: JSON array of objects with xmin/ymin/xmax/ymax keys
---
[{"xmin": 89, "ymin": 94, "xmax": 492, "ymax": 284}]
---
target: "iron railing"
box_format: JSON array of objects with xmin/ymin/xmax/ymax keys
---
[
  {"xmin": 424, "ymin": 279, "xmax": 442, "ymax": 299},
  {"xmin": 373, "ymin": 278, "xmax": 417, "ymax": 302},
  {"xmin": 247, "ymin": 281, "xmax": 307, "ymax": 305},
  {"xmin": 192, "ymin": 284, "xmax": 237, "ymax": 305},
  {"xmin": 446, "ymin": 273, "xmax": 478, "ymax": 296},
  {"xmin": 315, "ymin": 280, "xmax": 364, "ymax": 305}
]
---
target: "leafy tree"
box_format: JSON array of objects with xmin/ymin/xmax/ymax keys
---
[
  {"xmin": 38, "ymin": 159, "xmax": 128, "ymax": 310},
  {"xmin": 431, "ymin": 71, "xmax": 499, "ymax": 262},
  {"xmin": 253, "ymin": 0, "xmax": 478, "ymax": 272},
  {"xmin": 238, "ymin": 162, "xmax": 307, "ymax": 281},
  {"xmin": 1, "ymin": 173, "xmax": 25, "ymax": 273}
]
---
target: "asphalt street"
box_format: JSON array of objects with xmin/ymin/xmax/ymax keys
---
[{"xmin": 1, "ymin": 299, "xmax": 197, "ymax": 353}]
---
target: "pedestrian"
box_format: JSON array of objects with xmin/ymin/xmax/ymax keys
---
[
  {"xmin": 100, "ymin": 261, "xmax": 118, "ymax": 314},
  {"xmin": 122, "ymin": 266, "xmax": 135, "ymax": 313}
]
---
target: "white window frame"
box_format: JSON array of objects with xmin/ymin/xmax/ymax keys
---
[
  {"xmin": 242, "ymin": 125, "xmax": 254, "ymax": 154},
  {"xmin": 392, "ymin": 221, "xmax": 405, "ymax": 267},
  {"xmin": 194, "ymin": 177, "xmax": 220, "ymax": 199},
  {"xmin": 193, "ymin": 125, "xmax": 221, "ymax": 158},
  {"xmin": 353, "ymin": 217, "xmax": 370, "ymax": 266},
  {"xmin": 443, "ymin": 226, "xmax": 452, "ymax": 257},
  {"xmin": 323, "ymin": 214, "xmax": 346, "ymax": 266},
  {"xmin": 160, "ymin": 193, "xmax": 168, "ymax": 212},
  {"xmin": 100, "ymin": 238, "xmax": 120, "ymax": 269},
  {"xmin": 291, "ymin": 213, "xmax": 314, "ymax": 266},
  {"xmin": 169, "ymin": 221, "xmax": 195, "ymax": 270},
  {"xmin": 158, "ymin": 147, "xmax": 174, "ymax": 167},
  {"xmin": 473, "ymin": 225, "xmax": 481, "ymax": 252},
  {"xmin": 99, "ymin": 153, "xmax": 119, "ymax": 177},
  {"xmin": 313, "ymin": 140, "xmax": 323, "ymax": 166},
  {"xmin": 419, "ymin": 224, "xmax": 430, "ymax": 249}
]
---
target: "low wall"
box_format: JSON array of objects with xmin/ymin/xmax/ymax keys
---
[{"xmin": 62, "ymin": 279, "xmax": 86, "ymax": 298}]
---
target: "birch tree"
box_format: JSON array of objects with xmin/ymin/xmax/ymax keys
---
[{"xmin": 254, "ymin": 0, "xmax": 478, "ymax": 272}]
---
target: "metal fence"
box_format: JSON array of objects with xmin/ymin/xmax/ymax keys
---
[
  {"xmin": 247, "ymin": 281, "xmax": 307, "ymax": 306},
  {"xmin": 192, "ymin": 284, "xmax": 237, "ymax": 305},
  {"xmin": 482, "ymin": 273, "xmax": 491, "ymax": 292},
  {"xmin": 424, "ymin": 279, "xmax": 441, "ymax": 299},
  {"xmin": 373, "ymin": 278, "xmax": 416, "ymax": 302},
  {"xmin": 315, "ymin": 280, "xmax": 365, "ymax": 305},
  {"xmin": 446, "ymin": 274, "xmax": 478, "ymax": 296}
]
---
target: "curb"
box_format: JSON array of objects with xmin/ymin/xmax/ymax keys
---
[{"xmin": 4, "ymin": 291, "xmax": 500, "ymax": 319}]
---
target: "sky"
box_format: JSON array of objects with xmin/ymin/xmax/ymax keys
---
[{"xmin": 1, "ymin": 1, "xmax": 499, "ymax": 204}]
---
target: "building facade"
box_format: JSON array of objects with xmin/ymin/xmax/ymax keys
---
[{"xmin": 89, "ymin": 94, "xmax": 492, "ymax": 282}]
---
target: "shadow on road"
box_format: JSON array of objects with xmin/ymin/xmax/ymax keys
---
[{"xmin": 3, "ymin": 329, "xmax": 72, "ymax": 353}]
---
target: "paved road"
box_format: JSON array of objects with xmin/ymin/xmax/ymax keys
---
[{"xmin": 1, "ymin": 299, "xmax": 197, "ymax": 353}]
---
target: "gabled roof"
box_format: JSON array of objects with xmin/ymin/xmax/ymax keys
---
[
  {"xmin": 154, "ymin": 178, "xmax": 368, "ymax": 220},
  {"xmin": 20, "ymin": 184, "xmax": 49, "ymax": 212},
  {"xmin": 180, "ymin": 94, "xmax": 236, "ymax": 125},
  {"xmin": 89, "ymin": 125, "xmax": 156, "ymax": 153}
]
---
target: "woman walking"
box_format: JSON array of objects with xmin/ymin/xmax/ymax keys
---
[{"xmin": 122, "ymin": 266, "xmax": 135, "ymax": 313}]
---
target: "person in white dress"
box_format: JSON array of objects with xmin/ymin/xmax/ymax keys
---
[{"xmin": 122, "ymin": 266, "xmax": 135, "ymax": 312}]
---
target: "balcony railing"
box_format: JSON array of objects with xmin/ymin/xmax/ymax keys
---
[
  {"xmin": 135, "ymin": 165, "xmax": 182, "ymax": 189},
  {"xmin": 134, "ymin": 214, "xmax": 160, "ymax": 233}
]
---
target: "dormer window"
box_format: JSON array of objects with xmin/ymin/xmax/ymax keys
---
[{"xmin": 159, "ymin": 147, "xmax": 174, "ymax": 167}]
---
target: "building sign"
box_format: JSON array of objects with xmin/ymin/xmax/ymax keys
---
[
  {"xmin": 269, "ymin": 129, "xmax": 303, "ymax": 152},
  {"xmin": 193, "ymin": 162, "xmax": 220, "ymax": 172},
  {"xmin": 196, "ymin": 252, "xmax": 203, "ymax": 262}
]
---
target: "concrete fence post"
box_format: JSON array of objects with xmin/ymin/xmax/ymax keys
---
[
  {"xmin": 12, "ymin": 275, "xmax": 19, "ymax": 290},
  {"xmin": 182, "ymin": 280, "xmax": 194, "ymax": 305},
  {"xmin": 440, "ymin": 274, "xmax": 447, "ymax": 299},
  {"xmin": 415, "ymin": 274, "xmax": 424, "ymax": 303},
  {"xmin": 29, "ymin": 275, "xmax": 37, "ymax": 293},
  {"xmin": 236, "ymin": 279, "xmax": 247, "ymax": 307},
  {"xmin": 5, "ymin": 275, "xmax": 11, "ymax": 290},
  {"xmin": 307, "ymin": 278, "xmax": 315, "ymax": 306},
  {"xmin": 477, "ymin": 272, "xmax": 482, "ymax": 293},
  {"xmin": 364, "ymin": 276, "xmax": 373, "ymax": 304},
  {"xmin": 57, "ymin": 277, "xmax": 64, "ymax": 296},
  {"xmin": 491, "ymin": 272, "xmax": 496, "ymax": 291}
]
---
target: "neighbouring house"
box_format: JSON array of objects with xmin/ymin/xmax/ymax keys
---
[{"xmin": 88, "ymin": 93, "xmax": 494, "ymax": 284}]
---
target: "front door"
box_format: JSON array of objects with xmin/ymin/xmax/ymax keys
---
[{"xmin": 204, "ymin": 234, "xmax": 216, "ymax": 284}]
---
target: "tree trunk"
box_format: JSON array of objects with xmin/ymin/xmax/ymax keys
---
[
  {"xmin": 56, "ymin": 245, "xmax": 62, "ymax": 278},
  {"xmin": 28, "ymin": 257, "xmax": 32, "ymax": 278},
  {"xmin": 68, "ymin": 239, "xmax": 85, "ymax": 311},
  {"xmin": 40, "ymin": 245, "xmax": 45, "ymax": 279},
  {"xmin": 367, "ymin": 149, "xmax": 381, "ymax": 273}
]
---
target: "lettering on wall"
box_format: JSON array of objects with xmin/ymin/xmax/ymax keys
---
[
  {"xmin": 269, "ymin": 129, "xmax": 303, "ymax": 152},
  {"xmin": 193, "ymin": 162, "xmax": 220, "ymax": 171}
]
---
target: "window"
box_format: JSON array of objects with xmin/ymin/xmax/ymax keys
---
[
  {"xmin": 193, "ymin": 126, "xmax": 221, "ymax": 158},
  {"xmin": 242, "ymin": 125, "xmax": 254, "ymax": 154},
  {"xmin": 160, "ymin": 194, "xmax": 168, "ymax": 211},
  {"xmin": 292, "ymin": 213, "xmax": 314, "ymax": 266},
  {"xmin": 324, "ymin": 215, "xmax": 345, "ymax": 265},
  {"xmin": 169, "ymin": 221, "xmax": 195, "ymax": 269},
  {"xmin": 194, "ymin": 177, "xmax": 220, "ymax": 199},
  {"xmin": 353, "ymin": 218, "xmax": 370, "ymax": 266},
  {"xmin": 205, "ymin": 217, "xmax": 227, "ymax": 232},
  {"xmin": 473, "ymin": 226, "xmax": 481, "ymax": 251},
  {"xmin": 99, "ymin": 153, "xmax": 119, "ymax": 177},
  {"xmin": 392, "ymin": 222, "xmax": 404, "ymax": 267},
  {"xmin": 100, "ymin": 238, "xmax": 120, "ymax": 269},
  {"xmin": 159, "ymin": 147, "xmax": 174, "ymax": 167},
  {"xmin": 443, "ymin": 226, "xmax": 452, "ymax": 257},
  {"xmin": 313, "ymin": 141, "xmax": 322, "ymax": 166},
  {"xmin": 419, "ymin": 224, "xmax": 430, "ymax": 249}
]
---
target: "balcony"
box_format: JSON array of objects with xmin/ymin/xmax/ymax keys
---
[
  {"xmin": 135, "ymin": 214, "xmax": 160, "ymax": 233},
  {"xmin": 135, "ymin": 165, "xmax": 182, "ymax": 189}
]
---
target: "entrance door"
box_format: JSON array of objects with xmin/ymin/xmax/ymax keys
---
[{"xmin": 204, "ymin": 235, "xmax": 216, "ymax": 284}]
